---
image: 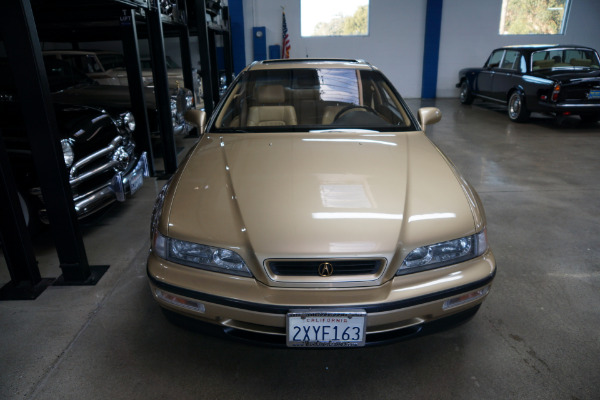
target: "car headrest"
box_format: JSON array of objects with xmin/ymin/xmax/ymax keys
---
[{"xmin": 256, "ymin": 85, "xmax": 285, "ymax": 104}]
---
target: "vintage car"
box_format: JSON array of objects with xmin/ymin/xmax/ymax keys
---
[
  {"xmin": 44, "ymin": 50, "xmax": 202, "ymax": 108},
  {"xmin": 0, "ymin": 60, "xmax": 148, "ymax": 230},
  {"xmin": 457, "ymin": 45, "xmax": 600, "ymax": 122},
  {"xmin": 43, "ymin": 57, "xmax": 193, "ymax": 137},
  {"xmin": 147, "ymin": 59, "xmax": 496, "ymax": 347}
]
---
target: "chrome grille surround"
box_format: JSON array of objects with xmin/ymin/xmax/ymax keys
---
[{"xmin": 265, "ymin": 258, "xmax": 386, "ymax": 285}]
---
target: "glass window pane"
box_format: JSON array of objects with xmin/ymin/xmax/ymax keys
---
[
  {"xmin": 500, "ymin": 0, "xmax": 570, "ymax": 35},
  {"xmin": 301, "ymin": 0, "xmax": 369, "ymax": 37}
]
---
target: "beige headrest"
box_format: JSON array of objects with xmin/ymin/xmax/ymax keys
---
[{"xmin": 256, "ymin": 85, "xmax": 285, "ymax": 104}]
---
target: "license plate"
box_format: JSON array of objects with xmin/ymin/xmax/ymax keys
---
[
  {"xmin": 129, "ymin": 170, "xmax": 143, "ymax": 195},
  {"xmin": 589, "ymin": 89, "xmax": 600, "ymax": 100},
  {"xmin": 286, "ymin": 310, "xmax": 367, "ymax": 348}
]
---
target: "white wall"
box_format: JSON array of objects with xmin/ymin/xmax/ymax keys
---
[
  {"xmin": 243, "ymin": 0, "xmax": 600, "ymax": 99},
  {"xmin": 437, "ymin": 0, "xmax": 600, "ymax": 97},
  {"xmin": 242, "ymin": 0, "xmax": 427, "ymax": 98}
]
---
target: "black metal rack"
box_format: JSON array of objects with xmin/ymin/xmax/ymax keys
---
[{"xmin": 0, "ymin": 0, "xmax": 234, "ymax": 299}]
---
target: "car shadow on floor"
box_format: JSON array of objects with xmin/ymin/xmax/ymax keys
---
[{"xmin": 471, "ymin": 101, "xmax": 600, "ymax": 132}]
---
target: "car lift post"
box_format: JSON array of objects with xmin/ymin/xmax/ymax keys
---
[
  {"xmin": 0, "ymin": 134, "xmax": 54, "ymax": 300},
  {"xmin": 1, "ymin": 0, "xmax": 108, "ymax": 286}
]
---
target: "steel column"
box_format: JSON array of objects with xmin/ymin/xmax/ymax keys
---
[
  {"xmin": 193, "ymin": 0, "xmax": 215, "ymax": 116},
  {"xmin": 0, "ymin": 133, "xmax": 53, "ymax": 300},
  {"xmin": 1, "ymin": 0, "xmax": 107, "ymax": 285},
  {"xmin": 121, "ymin": 9, "xmax": 156, "ymax": 176},
  {"xmin": 147, "ymin": 3, "xmax": 178, "ymax": 175}
]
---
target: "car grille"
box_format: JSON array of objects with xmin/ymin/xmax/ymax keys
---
[{"xmin": 267, "ymin": 259, "xmax": 384, "ymax": 277}]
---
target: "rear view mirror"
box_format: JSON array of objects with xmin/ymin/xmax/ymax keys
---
[
  {"xmin": 418, "ymin": 107, "xmax": 442, "ymax": 131},
  {"xmin": 184, "ymin": 109, "xmax": 207, "ymax": 135}
]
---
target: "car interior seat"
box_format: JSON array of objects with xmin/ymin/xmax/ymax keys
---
[{"xmin": 247, "ymin": 85, "xmax": 297, "ymax": 126}]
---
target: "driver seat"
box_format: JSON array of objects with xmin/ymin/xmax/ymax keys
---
[
  {"xmin": 247, "ymin": 85, "xmax": 297, "ymax": 126},
  {"xmin": 321, "ymin": 105, "xmax": 345, "ymax": 124}
]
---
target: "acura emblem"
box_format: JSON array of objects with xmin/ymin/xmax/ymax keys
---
[{"xmin": 318, "ymin": 262, "xmax": 333, "ymax": 277}]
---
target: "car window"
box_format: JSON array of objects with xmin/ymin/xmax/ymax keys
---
[
  {"xmin": 41, "ymin": 58, "xmax": 92, "ymax": 92},
  {"xmin": 212, "ymin": 68, "xmax": 414, "ymax": 132},
  {"xmin": 500, "ymin": 50, "xmax": 520, "ymax": 70},
  {"xmin": 96, "ymin": 54, "xmax": 125, "ymax": 70},
  {"xmin": 485, "ymin": 50, "xmax": 505, "ymax": 69},
  {"xmin": 532, "ymin": 48, "xmax": 600, "ymax": 70}
]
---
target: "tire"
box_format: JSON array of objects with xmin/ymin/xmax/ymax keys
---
[
  {"xmin": 507, "ymin": 91, "xmax": 530, "ymax": 122},
  {"xmin": 580, "ymin": 114, "xmax": 600, "ymax": 124},
  {"xmin": 18, "ymin": 191, "xmax": 42, "ymax": 236},
  {"xmin": 459, "ymin": 81, "xmax": 474, "ymax": 105}
]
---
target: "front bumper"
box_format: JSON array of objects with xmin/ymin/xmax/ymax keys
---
[
  {"xmin": 37, "ymin": 152, "xmax": 149, "ymax": 222},
  {"xmin": 147, "ymin": 250, "xmax": 496, "ymax": 346}
]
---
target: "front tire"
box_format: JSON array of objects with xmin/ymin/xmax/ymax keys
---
[
  {"xmin": 459, "ymin": 81, "xmax": 474, "ymax": 105},
  {"xmin": 580, "ymin": 114, "xmax": 600, "ymax": 124},
  {"xmin": 508, "ymin": 91, "xmax": 530, "ymax": 122}
]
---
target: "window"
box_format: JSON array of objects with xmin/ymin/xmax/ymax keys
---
[
  {"xmin": 501, "ymin": 50, "xmax": 520, "ymax": 70},
  {"xmin": 485, "ymin": 51, "xmax": 505, "ymax": 69},
  {"xmin": 499, "ymin": 0, "xmax": 570, "ymax": 35},
  {"xmin": 531, "ymin": 48, "xmax": 600, "ymax": 70},
  {"xmin": 301, "ymin": 0, "xmax": 369, "ymax": 37}
]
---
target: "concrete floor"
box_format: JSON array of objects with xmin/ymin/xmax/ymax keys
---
[{"xmin": 1, "ymin": 98, "xmax": 599, "ymax": 399}]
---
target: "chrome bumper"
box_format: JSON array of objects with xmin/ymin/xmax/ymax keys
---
[{"xmin": 37, "ymin": 152, "xmax": 150, "ymax": 223}]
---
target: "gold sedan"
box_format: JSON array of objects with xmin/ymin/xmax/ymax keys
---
[{"xmin": 148, "ymin": 59, "xmax": 496, "ymax": 347}]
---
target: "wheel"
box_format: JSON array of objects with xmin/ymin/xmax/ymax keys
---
[
  {"xmin": 580, "ymin": 114, "xmax": 600, "ymax": 124},
  {"xmin": 333, "ymin": 105, "xmax": 376, "ymax": 121},
  {"xmin": 459, "ymin": 81, "xmax": 474, "ymax": 105},
  {"xmin": 18, "ymin": 191, "xmax": 42, "ymax": 236},
  {"xmin": 507, "ymin": 91, "xmax": 530, "ymax": 122}
]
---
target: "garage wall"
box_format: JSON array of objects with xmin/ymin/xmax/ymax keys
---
[
  {"xmin": 437, "ymin": 0, "xmax": 600, "ymax": 97},
  {"xmin": 244, "ymin": 0, "xmax": 600, "ymax": 99},
  {"xmin": 242, "ymin": 0, "xmax": 427, "ymax": 98},
  {"xmin": 38, "ymin": 0, "xmax": 600, "ymax": 100}
]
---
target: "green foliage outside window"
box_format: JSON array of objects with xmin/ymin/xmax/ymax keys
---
[
  {"xmin": 313, "ymin": 5, "xmax": 368, "ymax": 36},
  {"xmin": 500, "ymin": 0, "xmax": 570, "ymax": 35}
]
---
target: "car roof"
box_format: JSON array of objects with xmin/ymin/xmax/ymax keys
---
[
  {"xmin": 496, "ymin": 44, "xmax": 597, "ymax": 52},
  {"xmin": 245, "ymin": 58, "xmax": 376, "ymax": 71}
]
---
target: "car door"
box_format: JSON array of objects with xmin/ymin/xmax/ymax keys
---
[
  {"xmin": 490, "ymin": 50, "xmax": 522, "ymax": 102},
  {"xmin": 476, "ymin": 50, "xmax": 505, "ymax": 98}
]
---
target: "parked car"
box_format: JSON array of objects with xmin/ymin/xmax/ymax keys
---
[
  {"xmin": 457, "ymin": 45, "xmax": 600, "ymax": 122},
  {"xmin": 44, "ymin": 50, "xmax": 202, "ymax": 108},
  {"xmin": 147, "ymin": 59, "xmax": 496, "ymax": 347},
  {"xmin": 43, "ymin": 57, "xmax": 193, "ymax": 137},
  {"xmin": 0, "ymin": 60, "xmax": 148, "ymax": 230}
]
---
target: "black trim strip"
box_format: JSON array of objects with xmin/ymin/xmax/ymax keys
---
[{"xmin": 147, "ymin": 268, "xmax": 496, "ymax": 315}]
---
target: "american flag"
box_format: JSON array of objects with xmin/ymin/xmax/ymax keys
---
[{"xmin": 282, "ymin": 11, "xmax": 291, "ymax": 59}]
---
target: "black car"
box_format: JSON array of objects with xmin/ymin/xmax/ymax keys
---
[
  {"xmin": 457, "ymin": 45, "xmax": 600, "ymax": 122},
  {"xmin": 0, "ymin": 60, "xmax": 148, "ymax": 231}
]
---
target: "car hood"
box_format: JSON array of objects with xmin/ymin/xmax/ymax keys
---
[{"xmin": 164, "ymin": 131, "xmax": 480, "ymax": 276}]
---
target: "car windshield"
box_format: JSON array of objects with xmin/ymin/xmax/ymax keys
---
[
  {"xmin": 140, "ymin": 56, "xmax": 180, "ymax": 70},
  {"xmin": 96, "ymin": 53, "xmax": 125, "ymax": 70},
  {"xmin": 42, "ymin": 58, "xmax": 94, "ymax": 92},
  {"xmin": 531, "ymin": 48, "xmax": 600, "ymax": 71},
  {"xmin": 211, "ymin": 67, "xmax": 415, "ymax": 133}
]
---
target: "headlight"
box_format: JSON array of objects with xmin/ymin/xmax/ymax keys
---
[
  {"xmin": 153, "ymin": 231, "xmax": 252, "ymax": 277},
  {"xmin": 186, "ymin": 94, "xmax": 194, "ymax": 109},
  {"xmin": 396, "ymin": 229, "xmax": 488, "ymax": 276},
  {"xmin": 121, "ymin": 112, "xmax": 136, "ymax": 132},
  {"xmin": 61, "ymin": 139, "xmax": 74, "ymax": 167},
  {"xmin": 150, "ymin": 179, "xmax": 171, "ymax": 238}
]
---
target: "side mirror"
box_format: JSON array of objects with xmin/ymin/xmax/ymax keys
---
[
  {"xmin": 418, "ymin": 107, "xmax": 442, "ymax": 131},
  {"xmin": 184, "ymin": 109, "xmax": 207, "ymax": 135}
]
